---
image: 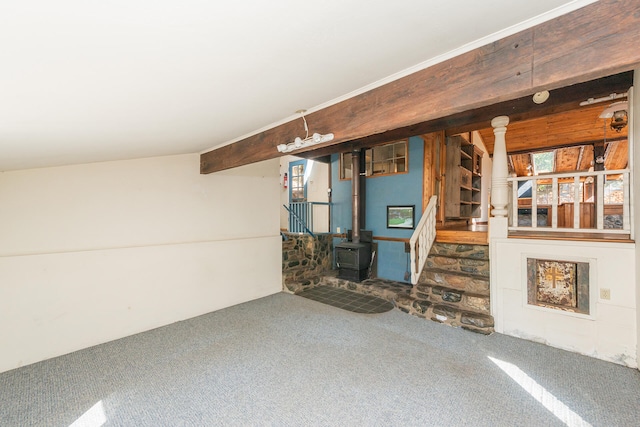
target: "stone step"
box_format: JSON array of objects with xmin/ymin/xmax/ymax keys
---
[
  {"xmin": 395, "ymin": 293, "xmax": 494, "ymax": 335},
  {"xmin": 424, "ymin": 255, "xmax": 489, "ymax": 277},
  {"xmin": 318, "ymin": 273, "xmax": 494, "ymax": 335},
  {"xmin": 412, "ymin": 283, "xmax": 490, "ymax": 314},
  {"xmin": 429, "ymin": 242, "xmax": 489, "ymax": 259},
  {"xmin": 419, "ymin": 268, "xmax": 489, "ymax": 296}
]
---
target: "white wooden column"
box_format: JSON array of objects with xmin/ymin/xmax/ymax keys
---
[
  {"xmin": 489, "ymin": 115, "xmax": 510, "ymax": 333},
  {"xmin": 491, "ymin": 116, "xmax": 510, "ymax": 218}
]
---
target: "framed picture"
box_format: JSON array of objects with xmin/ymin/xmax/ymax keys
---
[{"xmin": 387, "ymin": 205, "xmax": 415, "ymax": 229}]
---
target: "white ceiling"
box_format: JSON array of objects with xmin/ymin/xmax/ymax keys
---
[{"xmin": 0, "ymin": 0, "xmax": 595, "ymax": 171}]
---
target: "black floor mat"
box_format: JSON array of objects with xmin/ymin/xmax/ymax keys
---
[{"xmin": 297, "ymin": 285, "xmax": 394, "ymax": 314}]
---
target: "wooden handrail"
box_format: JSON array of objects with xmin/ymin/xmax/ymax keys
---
[{"xmin": 409, "ymin": 196, "xmax": 437, "ymax": 285}]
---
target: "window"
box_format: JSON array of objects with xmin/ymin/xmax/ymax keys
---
[
  {"xmin": 290, "ymin": 162, "xmax": 305, "ymax": 201},
  {"xmin": 340, "ymin": 140, "xmax": 408, "ymax": 179},
  {"xmin": 340, "ymin": 152, "xmax": 353, "ymax": 180},
  {"xmin": 532, "ymin": 151, "xmax": 554, "ymax": 175},
  {"xmin": 604, "ymin": 177, "xmax": 623, "ymax": 204}
]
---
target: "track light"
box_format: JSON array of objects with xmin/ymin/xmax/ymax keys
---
[{"xmin": 276, "ymin": 110, "xmax": 334, "ymax": 153}]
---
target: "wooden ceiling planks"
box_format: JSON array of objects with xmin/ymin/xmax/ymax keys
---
[
  {"xmin": 478, "ymin": 102, "xmax": 629, "ymax": 155},
  {"xmin": 578, "ymin": 145, "xmax": 594, "ymax": 171},
  {"xmin": 554, "ymin": 147, "xmax": 581, "ymax": 173},
  {"xmin": 605, "ymin": 140, "xmax": 629, "ymax": 171},
  {"xmin": 509, "ymin": 153, "xmax": 531, "ymax": 177},
  {"xmin": 201, "ymin": 0, "xmax": 640, "ymax": 174}
]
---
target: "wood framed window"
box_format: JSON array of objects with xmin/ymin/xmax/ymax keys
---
[{"xmin": 339, "ymin": 140, "xmax": 408, "ymax": 180}]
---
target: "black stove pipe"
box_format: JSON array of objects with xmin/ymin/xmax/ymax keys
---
[{"xmin": 351, "ymin": 149, "xmax": 361, "ymax": 244}]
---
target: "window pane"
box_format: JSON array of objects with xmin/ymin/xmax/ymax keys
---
[
  {"xmin": 536, "ymin": 184, "xmax": 552, "ymax": 204},
  {"xmin": 532, "ymin": 151, "xmax": 554, "ymax": 174},
  {"xmin": 604, "ymin": 177, "xmax": 623, "ymax": 204},
  {"xmin": 340, "ymin": 153, "xmax": 352, "ymax": 179},
  {"xmin": 369, "ymin": 140, "xmax": 407, "ymax": 176},
  {"xmin": 292, "ymin": 188, "xmax": 304, "ymax": 200}
]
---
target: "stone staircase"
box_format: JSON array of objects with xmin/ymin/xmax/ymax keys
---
[
  {"xmin": 282, "ymin": 234, "xmax": 494, "ymax": 334},
  {"xmin": 409, "ymin": 242, "xmax": 493, "ymax": 334}
]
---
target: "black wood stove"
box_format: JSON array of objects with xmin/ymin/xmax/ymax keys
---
[{"xmin": 335, "ymin": 148, "xmax": 372, "ymax": 282}]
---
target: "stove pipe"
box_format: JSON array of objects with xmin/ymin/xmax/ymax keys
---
[{"xmin": 351, "ymin": 149, "xmax": 361, "ymax": 244}]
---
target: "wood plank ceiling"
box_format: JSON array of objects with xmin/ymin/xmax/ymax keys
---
[{"xmin": 477, "ymin": 98, "xmax": 630, "ymax": 176}]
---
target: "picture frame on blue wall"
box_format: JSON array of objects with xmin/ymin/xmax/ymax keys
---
[{"xmin": 387, "ymin": 205, "xmax": 415, "ymax": 229}]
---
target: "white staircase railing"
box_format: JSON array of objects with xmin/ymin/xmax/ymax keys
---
[{"xmin": 410, "ymin": 196, "xmax": 438, "ymax": 285}]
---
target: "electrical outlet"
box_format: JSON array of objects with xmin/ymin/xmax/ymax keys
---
[
  {"xmin": 600, "ymin": 288, "xmax": 611, "ymax": 300},
  {"xmin": 336, "ymin": 227, "xmax": 341, "ymax": 234}
]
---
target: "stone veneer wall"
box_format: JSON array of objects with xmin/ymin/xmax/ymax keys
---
[
  {"xmin": 411, "ymin": 243, "xmax": 493, "ymax": 333},
  {"xmin": 282, "ymin": 233, "xmax": 332, "ymax": 291}
]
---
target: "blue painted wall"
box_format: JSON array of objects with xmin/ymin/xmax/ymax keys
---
[{"xmin": 331, "ymin": 136, "xmax": 424, "ymax": 283}]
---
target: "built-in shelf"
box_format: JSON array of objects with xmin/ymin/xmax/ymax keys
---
[{"xmin": 445, "ymin": 133, "xmax": 483, "ymax": 220}]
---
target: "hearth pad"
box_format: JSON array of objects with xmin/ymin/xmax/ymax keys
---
[{"xmin": 296, "ymin": 285, "xmax": 394, "ymax": 314}]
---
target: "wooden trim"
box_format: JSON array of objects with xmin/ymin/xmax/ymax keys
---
[
  {"xmin": 436, "ymin": 229, "xmax": 488, "ymax": 245},
  {"xmin": 201, "ymin": 0, "xmax": 640, "ymax": 174},
  {"xmin": 373, "ymin": 236, "xmax": 409, "ymax": 243},
  {"xmin": 508, "ymin": 231, "xmax": 632, "ymax": 243}
]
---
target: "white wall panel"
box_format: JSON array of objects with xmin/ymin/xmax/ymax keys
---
[{"xmin": 0, "ymin": 154, "xmax": 281, "ymax": 373}]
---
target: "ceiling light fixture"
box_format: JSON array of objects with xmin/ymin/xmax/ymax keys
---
[
  {"xmin": 599, "ymin": 100, "xmax": 628, "ymax": 132},
  {"xmin": 276, "ymin": 110, "xmax": 334, "ymax": 153},
  {"xmin": 532, "ymin": 90, "xmax": 550, "ymax": 104}
]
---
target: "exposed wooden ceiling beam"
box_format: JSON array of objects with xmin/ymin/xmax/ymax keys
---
[{"xmin": 201, "ymin": 0, "xmax": 640, "ymax": 174}]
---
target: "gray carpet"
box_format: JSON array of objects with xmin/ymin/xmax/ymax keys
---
[{"xmin": 1, "ymin": 293, "xmax": 639, "ymax": 427}]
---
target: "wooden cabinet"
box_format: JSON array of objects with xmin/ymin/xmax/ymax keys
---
[{"xmin": 445, "ymin": 134, "xmax": 483, "ymax": 219}]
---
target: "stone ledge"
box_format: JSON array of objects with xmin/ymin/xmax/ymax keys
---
[
  {"xmin": 318, "ymin": 274, "xmax": 494, "ymax": 334},
  {"xmin": 419, "ymin": 270, "xmax": 490, "ymax": 296},
  {"xmin": 429, "ymin": 243, "xmax": 489, "ymax": 259}
]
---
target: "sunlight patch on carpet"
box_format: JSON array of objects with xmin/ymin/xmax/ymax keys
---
[{"xmin": 488, "ymin": 356, "xmax": 591, "ymax": 427}]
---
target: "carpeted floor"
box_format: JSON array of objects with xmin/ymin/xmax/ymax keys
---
[{"xmin": 1, "ymin": 292, "xmax": 639, "ymax": 426}]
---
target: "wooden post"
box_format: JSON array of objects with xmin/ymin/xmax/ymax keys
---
[{"xmin": 491, "ymin": 116, "xmax": 510, "ymax": 217}]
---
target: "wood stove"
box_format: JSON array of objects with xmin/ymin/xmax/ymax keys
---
[
  {"xmin": 336, "ymin": 241, "xmax": 371, "ymax": 281},
  {"xmin": 335, "ymin": 148, "xmax": 372, "ymax": 282}
]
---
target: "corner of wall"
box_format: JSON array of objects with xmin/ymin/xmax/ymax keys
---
[{"xmin": 633, "ymin": 69, "xmax": 640, "ymax": 370}]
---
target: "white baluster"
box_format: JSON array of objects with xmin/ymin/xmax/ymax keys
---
[{"xmin": 491, "ymin": 116, "xmax": 510, "ymax": 217}]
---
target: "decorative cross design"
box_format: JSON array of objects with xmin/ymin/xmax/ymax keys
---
[{"xmin": 545, "ymin": 266, "xmax": 564, "ymax": 288}]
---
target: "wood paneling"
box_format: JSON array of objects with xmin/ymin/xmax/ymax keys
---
[
  {"xmin": 605, "ymin": 140, "xmax": 629, "ymax": 171},
  {"xmin": 510, "ymin": 153, "xmax": 531, "ymax": 177},
  {"xmin": 578, "ymin": 145, "xmax": 594, "ymax": 171},
  {"xmin": 422, "ymin": 132, "xmax": 437, "ymax": 213},
  {"xmin": 477, "ymin": 103, "xmax": 629, "ymax": 154},
  {"xmin": 554, "ymin": 147, "xmax": 581, "ymax": 173},
  {"xmin": 436, "ymin": 229, "xmax": 488, "ymax": 245}
]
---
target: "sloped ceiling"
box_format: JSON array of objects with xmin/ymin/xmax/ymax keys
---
[{"xmin": 0, "ymin": 1, "xmax": 595, "ymax": 171}]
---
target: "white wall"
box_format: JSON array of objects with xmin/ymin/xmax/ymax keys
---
[
  {"xmin": 0, "ymin": 154, "xmax": 282, "ymax": 373},
  {"xmin": 279, "ymin": 156, "xmax": 330, "ymax": 233},
  {"xmin": 492, "ymin": 239, "xmax": 637, "ymax": 367}
]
